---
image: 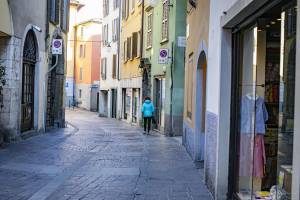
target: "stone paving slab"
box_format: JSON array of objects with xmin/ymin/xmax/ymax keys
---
[{"xmin": 0, "ymin": 109, "xmax": 212, "ymax": 200}]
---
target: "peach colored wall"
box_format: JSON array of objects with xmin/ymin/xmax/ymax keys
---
[
  {"xmin": 74, "ymin": 22, "xmax": 101, "ymax": 85},
  {"xmin": 91, "ymin": 34, "xmax": 101, "ymax": 83}
]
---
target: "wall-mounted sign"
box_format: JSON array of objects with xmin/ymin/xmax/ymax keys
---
[
  {"xmin": 52, "ymin": 39, "xmax": 63, "ymax": 55},
  {"xmin": 159, "ymin": 48, "xmax": 169, "ymax": 64},
  {"xmin": 177, "ymin": 36, "xmax": 187, "ymax": 47}
]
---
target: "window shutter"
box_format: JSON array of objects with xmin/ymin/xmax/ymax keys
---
[
  {"xmin": 61, "ymin": 0, "xmax": 70, "ymax": 31},
  {"xmin": 55, "ymin": 0, "xmax": 60, "ymax": 23},
  {"xmin": 127, "ymin": 37, "xmax": 132, "ymax": 60},
  {"xmin": 132, "ymin": 32, "xmax": 138, "ymax": 58},
  {"xmin": 112, "ymin": 54, "xmax": 117, "ymax": 79}
]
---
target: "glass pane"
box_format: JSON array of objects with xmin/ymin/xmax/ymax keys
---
[
  {"xmin": 276, "ymin": 6, "xmax": 297, "ymax": 200},
  {"xmin": 237, "ymin": 26, "xmax": 258, "ymax": 200}
]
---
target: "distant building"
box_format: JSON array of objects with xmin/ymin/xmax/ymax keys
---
[
  {"xmin": 99, "ymin": 0, "xmax": 120, "ymax": 118},
  {"xmin": 119, "ymin": 0, "xmax": 143, "ymax": 125},
  {"xmin": 67, "ymin": 0, "xmax": 102, "ymax": 112}
]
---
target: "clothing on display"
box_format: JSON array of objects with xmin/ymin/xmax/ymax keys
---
[{"xmin": 240, "ymin": 96, "xmax": 269, "ymax": 134}]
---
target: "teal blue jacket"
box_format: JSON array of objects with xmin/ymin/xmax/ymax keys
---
[{"xmin": 142, "ymin": 100, "xmax": 155, "ymax": 117}]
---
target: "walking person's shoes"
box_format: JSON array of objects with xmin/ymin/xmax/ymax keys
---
[{"xmin": 143, "ymin": 131, "xmax": 146, "ymax": 134}]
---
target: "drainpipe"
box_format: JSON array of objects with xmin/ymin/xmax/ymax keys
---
[
  {"xmin": 43, "ymin": 54, "xmax": 58, "ymax": 132},
  {"xmin": 169, "ymin": 42, "xmax": 174, "ymax": 136},
  {"xmin": 140, "ymin": 0, "xmax": 145, "ymax": 59},
  {"xmin": 73, "ymin": 26, "xmax": 77, "ymax": 105}
]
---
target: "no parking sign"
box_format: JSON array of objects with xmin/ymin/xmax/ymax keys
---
[
  {"xmin": 52, "ymin": 39, "xmax": 63, "ymax": 55},
  {"xmin": 158, "ymin": 48, "xmax": 169, "ymax": 64}
]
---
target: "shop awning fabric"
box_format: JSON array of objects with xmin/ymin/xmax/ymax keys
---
[{"xmin": 0, "ymin": 0, "xmax": 12, "ymax": 36}]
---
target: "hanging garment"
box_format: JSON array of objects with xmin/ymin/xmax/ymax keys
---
[
  {"xmin": 239, "ymin": 134, "xmax": 266, "ymax": 178},
  {"xmin": 240, "ymin": 96, "xmax": 269, "ymax": 134}
]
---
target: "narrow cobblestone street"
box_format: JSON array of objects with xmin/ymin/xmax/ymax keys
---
[{"xmin": 0, "ymin": 110, "xmax": 212, "ymax": 200}]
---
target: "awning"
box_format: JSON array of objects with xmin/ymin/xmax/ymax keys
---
[{"xmin": 0, "ymin": 0, "xmax": 12, "ymax": 36}]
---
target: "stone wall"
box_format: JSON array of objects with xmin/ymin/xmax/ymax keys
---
[{"xmin": 0, "ymin": 36, "xmax": 22, "ymax": 141}]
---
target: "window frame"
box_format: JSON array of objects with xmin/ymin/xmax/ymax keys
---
[{"xmin": 162, "ymin": 0, "xmax": 169, "ymax": 42}]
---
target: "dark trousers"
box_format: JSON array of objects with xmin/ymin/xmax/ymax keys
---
[{"xmin": 144, "ymin": 117, "xmax": 152, "ymax": 132}]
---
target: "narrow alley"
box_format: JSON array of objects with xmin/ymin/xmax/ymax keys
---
[{"xmin": 0, "ymin": 110, "xmax": 212, "ymax": 200}]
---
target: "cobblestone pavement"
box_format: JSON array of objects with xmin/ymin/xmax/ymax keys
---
[{"xmin": 0, "ymin": 109, "xmax": 212, "ymax": 200}]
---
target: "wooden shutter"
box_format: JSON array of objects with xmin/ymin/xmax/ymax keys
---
[
  {"xmin": 112, "ymin": 54, "xmax": 117, "ymax": 79},
  {"xmin": 132, "ymin": 32, "xmax": 138, "ymax": 58},
  {"xmin": 127, "ymin": 37, "xmax": 131, "ymax": 60}
]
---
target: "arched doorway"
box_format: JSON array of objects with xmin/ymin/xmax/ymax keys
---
[
  {"xmin": 195, "ymin": 51, "xmax": 207, "ymax": 160},
  {"xmin": 21, "ymin": 30, "xmax": 37, "ymax": 132}
]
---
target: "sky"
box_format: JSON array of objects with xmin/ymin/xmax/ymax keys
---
[{"xmin": 76, "ymin": 0, "xmax": 102, "ymax": 23}]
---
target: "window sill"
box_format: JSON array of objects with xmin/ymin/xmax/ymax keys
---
[
  {"xmin": 146, "ymin": 46, "xmax": 152, "ymax": 50},
  {"xmin": 160, "ymin": 38, "xmax": 169, "ymax": 44}
]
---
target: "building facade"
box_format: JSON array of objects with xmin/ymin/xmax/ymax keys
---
[
  {"xmin": 182, "ymin": 0, "xmax": 210, "ymax": 161},
  {"xmin": 0, "ymin": 0, "xmax": 48, "ymax": 141},
  {"xmin": 141, "ymin": 0, "xmax": 186, "ymax": 136},
  {"xmin": 46, "ymin": 0, "xmax": 70, "ymax": 129},
  {"xmin": 99, "ymin": 0, "xmax": 120, "ymax": 118},
  {"xmin": 199, "ymin": 0, "xmax": 300, "ymax": 199},
  {"xmin": 119, "ymin": 0, "xmax": 143, "ymax": 125},
  {"xmin": 67, "ymin": 0, "xmax": 101, "ymax": 112},
  {"xmin": 73, "ymin": 20, "xmax": 101, "ymax": 111}
]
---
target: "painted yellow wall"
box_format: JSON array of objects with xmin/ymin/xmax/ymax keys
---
[
  {"xmin": 0, "ymin": 0, "xmax": 12, "ymax": 36},
  {"xmin": 184, "ymin": 0, "xmax": 210, "ymax": 129},
  {"xmin": 120, "ymin": 2, "xmax": 142, "ymax": 80}
]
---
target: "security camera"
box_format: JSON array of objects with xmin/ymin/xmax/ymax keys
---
[{"xmin": 32, "ymin": 25, "xmax": 42, "ymax": 32}]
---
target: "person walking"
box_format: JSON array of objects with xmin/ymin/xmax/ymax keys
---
[{"xmin": 141, "ymin": 97, "xmax": 155, "ymax": 134}]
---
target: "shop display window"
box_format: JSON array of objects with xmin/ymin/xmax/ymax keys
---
[{"xmin": 232, "ymin": 2, "xmax": 297, "ymax": 200}]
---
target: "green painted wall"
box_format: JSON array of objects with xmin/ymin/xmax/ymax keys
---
[{"xmin": 143, "ymin": 0, "xmax": 187, "ymax": 135}]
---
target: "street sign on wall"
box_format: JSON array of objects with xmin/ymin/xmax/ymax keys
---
[
  {"xmin": 52, "ymin": 39, "xmax": 63, "ymax": 55},
  {"xmin": 158, "ymin": 48, "xmax": 169, "ymax": 64},
  {"xmin": 177, "ymin": 36, "xmax": 187, "ymax": 47}
]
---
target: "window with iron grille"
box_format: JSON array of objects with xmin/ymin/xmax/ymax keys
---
[
  {"xmin": 162, "ymin": 0, "xmax": 169, "ymax": 41},
  {"xmin": 147, "ymin": 13, "xmax": 153, "ymax": 48},
  {"xmin": 103, "ymin": 0, "xmax": 109, "ymax": 17},
  {"xmin": 61, "ymin": 0, "xmax": 70, "ymax": 31},
  {"xmin": 49, "ymin": 0, "xmax": 59, "ymax": 24},
  {"xmin": 101, "ymin": 58, "xmax": 107, "ymax": 80}
]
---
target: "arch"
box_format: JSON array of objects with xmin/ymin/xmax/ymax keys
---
[
  {"xmin": 195, "ymin": 50, "xmax": 207, "ymax": 161},
  {"xmin": 21, "ymin": 30, "xmax": 38, "ymax": 132}
]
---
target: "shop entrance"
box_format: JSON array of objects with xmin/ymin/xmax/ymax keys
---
[
  {"xmin": 21, "ymin": 30, "xmax": 37, "ymax": 132},
  {"xmin": 154, "ymin": 77, "xmax": 165, "ymax": 131},
  {"xmin": 230, "ymin": 2, "xmax": 296, "ymax": 200}
]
